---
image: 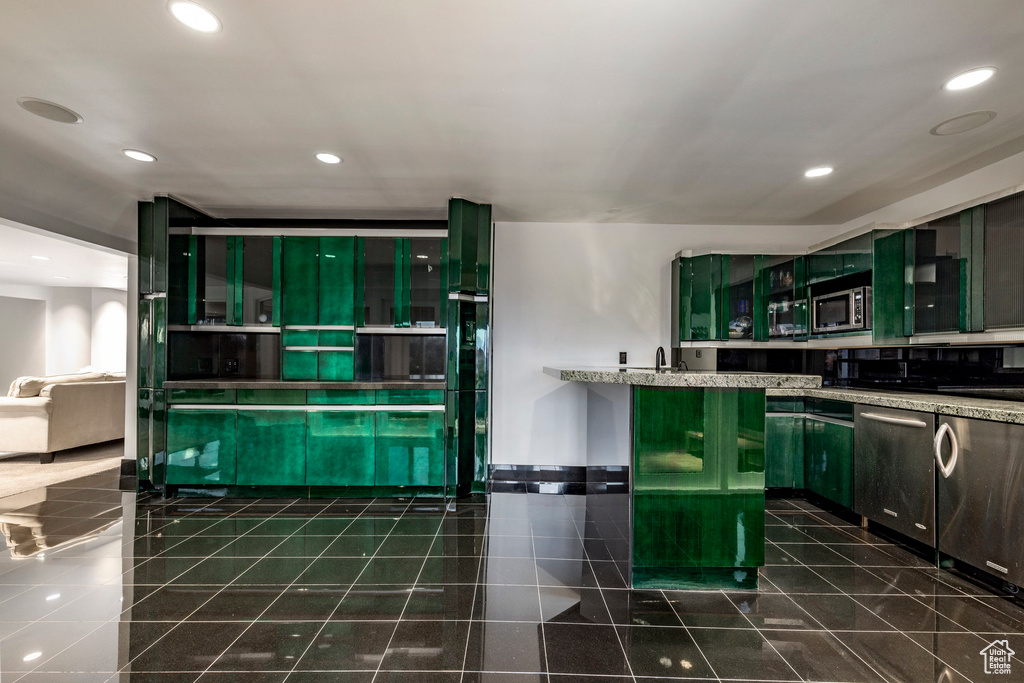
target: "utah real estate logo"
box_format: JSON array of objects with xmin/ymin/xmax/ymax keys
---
[{"xmin": 980, "ymin": 639, "xmax": 1014, "ymax": 675}]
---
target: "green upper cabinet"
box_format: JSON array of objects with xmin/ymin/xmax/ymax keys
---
[
  {"xmin": 671, "ymin": 257, "xmax": 692, "ymax": 345},
  {"xmin": 689, "ymin": 254, "xmax": 728, "ymax": 341},
  {"xmin": 281, "ymin": 236, "xmax": 319, "ymax": 325},
  {"xmin": 806, "ymin": 246, "xmax": 841, "ymax": 285},
  {"xmin": 448, "ymin": 198, "xmax": 492, "ymax": 295},
  {"xmin": 359, "ymin": 236, "xmax": 446, "ymax": 328},
  {"xmin": 872, "ymin": 229, "xmax": 913, "ymax": 341},
  {"xmin": 983, "ymin": 191, "xmax": 1024, "ymax": 331},
  {"xmin": 375, "ymin": 410, "xmax": 444, "ymax": 487},
  {"xmin": 319, "ymin": 236, "xmax": 356, "ymax": 326},
  {"xmin": 912, "ymin": 212, "xmax": 966, "ymax": 335},
  {"xmin": 241, "ymin": 236, "xmax": 276, "ymax": 326},
  {"xmin": 837, "ymin": 232, "xmax": 873, "ymax": 278},
  {"xmin": 166, "ymin": 409, "xmax": 237, "ymax": 485},
  {"xmin": 727, "ymin": 255, "xmax": 764, "ymax": 341}
]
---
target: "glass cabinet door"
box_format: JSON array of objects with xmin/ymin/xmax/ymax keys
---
[
  {"xmin": 409, "ymin": 237, "xmax": 444, "ymax": 328},
  {"xmin": 913, "ymin": 214, "xmax": 961, "ymax": 334},
  {"xmin": 197, "ymin": 236, "xmax": 228, "ymax": 325},
  {"xmin": 242, "ymin": 237, "xmax": 275, "ymax": 326},
  {"xmin": 361, "ymin": 237, "xmax": 398, "ymax": 326},
  {"xmin": 767, "ymin": 258, "xmax": 796, "ymax": 339},
  {"xmin": 985, "ymin": 191, "xmax": 1024, "ymax": 330},
  {"xmin": 727, "ymin": 255, "xmax": 755, "ymax": 339}
]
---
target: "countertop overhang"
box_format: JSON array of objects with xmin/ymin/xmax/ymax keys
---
[{"xmin": 544, "ymin": 366, "xmax": 822, "ymax": 389}]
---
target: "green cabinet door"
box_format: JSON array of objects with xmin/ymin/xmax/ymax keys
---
[
  {"xmin": 689, "ymin": 255, "xmax": 726, "ymax": 340},
  {"xmin": 765, "ymin": 414, "xmax": 805, "ymax": 489},
  {"xmin": 872, "ymin": 229, "xmax": 913, "ymax": 341},
  {"xmin": 306, "ymin": 411, "xmax": 375, "ymax": 486},
  {"xmin": 281, "ymin": 237, "xmax": 319, "ymax": 325},
  {"xmin": 166, "ymin": 409, "xmax": 237, "ymax": 485},
  {"xmin": 318, "ymin": 350, "xmax": 354, "ymax": 381},
  {"xmin": 806, "ymin": 247, "xmax": 840, "ymax": 284},
  {"xmin": 804, "ymin": 417, "xmax": 854, "ymax": 508},
  {"xmin": 236, "ymin": 410, "xmax": 307, "ymax": 486},
  {"xmin": 282, "ymin": 350, "xmax": 318, "ymax": 381},
  {"xmin": 319, "ymin": 236, "xmax": 355, "ymax": 325},
  {"xmin": 375, "ymin": 410, "xmax": 444, "ymax": 487}
]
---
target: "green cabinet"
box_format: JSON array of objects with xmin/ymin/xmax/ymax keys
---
[
  {"xmin": 375, "ymin": 410, "xmax": 444, "ymax": 486},
  {"xmin": 166, "ymin": 409, "xmax": 237, "ymax": 485},
  {"xmin": 765, "ymin": 413, "xmax": 805, "ymax": 489},
  {"xmin": 448, "ymin": 197, "xmax": 492, "ymax": 295},
  {"xmin": 306, "ymin": 411, "xmax": 375, "ymax": 486},
  {"xmin": 804, "ymin": 413, "xmax": 854, "ymax": 509},
  {"xmin": 318, "ymin": 236, "xmax": 356, "ymax": 325},
  {"xmin": 358, "ymin": 236, "xmax": 446, "ymax": 328},
  {"xmin": 281, "ymin": 237, "xmax": 320, "ymax": 325},
  {"xmin": 235, "ymin": 410, "xmax": 307, "ymax": 486},
  {"xmin": 872, "ymin": 229, "xmax": 913, "ymax": 341}
]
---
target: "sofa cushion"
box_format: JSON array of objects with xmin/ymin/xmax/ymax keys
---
[{"xmin": 7, "ymin": 372, "xmax": 108, "ymax": 398}]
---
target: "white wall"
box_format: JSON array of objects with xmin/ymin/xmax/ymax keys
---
[
  {"xmin": 0, "ymin": 296, "xmax": 47, "ymax": 390},
  {"xmin": 492, "ymin": 148, "xmax": 1024, "ymax": 469},
  {"xmin": 491, "ymin": 221, "xmax": 837, "ymax": 468},
  {"xmin": 47, "ymin": 288, "xmax": 93, "ymax": 375},
  {"xmin": 91, "ymin": 288, "xmax": 128, "ymax": 372}
]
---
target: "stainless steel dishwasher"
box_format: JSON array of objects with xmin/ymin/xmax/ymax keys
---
[
  {"xmin": 937, "ymin": 417, "xmax": 1024, "ymax": 587},
  {"xmin": 854, "ymin": 406, "xmax": 936, "ymax": 545}
]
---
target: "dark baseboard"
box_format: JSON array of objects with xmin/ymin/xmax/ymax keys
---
[
  {"xmin": 488, "ymin": 464, "xmax": 629, "ymax": 495},
  {"xmin": 119, "ymin": 459, "xmax": 137, "ymax": 492}
]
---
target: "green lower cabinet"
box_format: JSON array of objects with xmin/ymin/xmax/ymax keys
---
[
  {"xmin": 166, "ymin": 409, "xmax": 237, "ymax": 485},
  {"xmin": 306, "ymin": 411, "xmax": 375, "ymax": 486},
  {"xmin": 765, "ymin": 414, "xmax": 805, "ymax": 488},
  {"xmin": 282, "ymin": 350, "xmax": 318, "ymax": 380},
  {"xmin": 375, "ymin": 410, "xmax": 444, "ymax": 487},
  {"xmin": 318, "ymin": 350, "xmax": 354, "ymax": 381},
  {"xmin": 235, "ymin": 410, "xmax": 307, "ymax": 486},
  {"xmin": 804, "ymin": 417, "xmax": 854, "ymax": 508}
]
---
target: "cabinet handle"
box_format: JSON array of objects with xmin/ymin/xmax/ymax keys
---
[
  {"xmin": 860, "ymin": 412, "xmax": 928, "ymax": 428},
  {"xmin": 934, "ymin": 423, "xmax": 959, "ymax": 479}
]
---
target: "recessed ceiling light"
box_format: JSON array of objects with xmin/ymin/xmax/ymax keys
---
[
  {"xmin": 52, "ymin": 275, "xmax": 69, "ymax": 280},
  {"xmin": 22, "ymin": 652, "xmax": 42, "ymax": 662},
  {"xmin": 45, "ymin": 593, "xmax": 61, "ymax": 601},
  {"xmin": 930, "ymin": 111, "xmax": 997, "ymax": 136},
  {"xmin": 416, "ymin": 254, "xmax": 429, "ymax": 259},
  {"xmin": 804, "ymin": 166, "xmax": 833, "ymax": 178},
  {"xmin": 123, "ymin": 149, "xmax": 157, "ymax": 162},
  {"xmin": 17, "ymin": 97, "xmax": 83, "ymax": 124},
  {"xmin": 944, "ymin": 67, "xmax": 996, "ymax": 91},
  {"xmin": 31, "ymin": 255, "xmax": 50, "ymax": 261},
  {"xmin": 316, "ymin": 153, "xmax": 342, "ymax": 164},
  {"xmin": 168, "ymin": 1, "xmax": 221, "ymax": 33}
]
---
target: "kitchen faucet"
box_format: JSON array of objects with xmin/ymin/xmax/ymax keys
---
[{"xmin": 655, "ymin": 346, "xmax": 666, "ymax": 372}]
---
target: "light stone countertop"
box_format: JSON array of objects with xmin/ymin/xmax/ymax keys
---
[
  {"xmin": 544, "ymin": 366, "xmax": 822, "ymax": 389},
  {"xmin": 767, "ymin": 386, "xmax": 1024, "ymax": 425}
]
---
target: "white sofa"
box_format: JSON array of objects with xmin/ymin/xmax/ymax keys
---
[{"xmin": 0, "ymin": 372, "xmax": 126, "ymax": 463}]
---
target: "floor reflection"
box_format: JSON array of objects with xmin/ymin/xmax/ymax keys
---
[{"xmin": 0, "ymin": 473, "xmax": 1022, "ymax": 682}]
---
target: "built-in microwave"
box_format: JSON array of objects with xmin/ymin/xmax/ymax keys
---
[{"xmin": 811, "ymin": 286, "xmax": 872, "ymax": 334}]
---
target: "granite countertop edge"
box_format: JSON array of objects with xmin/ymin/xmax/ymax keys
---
[
  {"xmin": 163, "ymin": 380, "xmax": 446, "ymax": 391},
  {"xmin": 544, "ymin": 366, "xmax": 822, "ymax": 389},
  {"xmin": 767, "ymin": 387, "xmax": 1024, "ymax": 425}
]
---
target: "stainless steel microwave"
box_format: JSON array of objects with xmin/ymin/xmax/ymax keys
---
[{"xmin": 812, "ymin": 286, "xmax": 872, "ymax": 334}]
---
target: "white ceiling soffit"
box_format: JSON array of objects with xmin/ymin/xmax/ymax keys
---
[
  {"xmin": 0, "ymin": 218, "xmax": 128, "ymax": 290},
  {"xmin": 1, "ymin": 0, "xmax": 1023, "ymax": 244}
]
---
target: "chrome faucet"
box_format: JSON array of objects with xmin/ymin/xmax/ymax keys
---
[{"xmin": 655, "ymin": 346, "xmax": 666, "ymax": 372}]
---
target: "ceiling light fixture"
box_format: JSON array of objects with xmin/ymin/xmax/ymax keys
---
[
  {"xmin": 123, "ymin": 149, "xmax": 157, "ymax": 162},
  {"xmin": 930, "ymin": 111, "xmax": 997, "ymax": 136},
  {"xmin": 17, "ymin": 97, "xmax": 83, "ymax": 124},
  {"xmin": 45, "ymin": 593, "xmax": 61, "ymax": 601},
  {"xmin": 416, "ymin": 254, "xmax": 429, "ymax": 259},
  {"xmin": 944, "ymin": 67, "xmax": 996, "ymax": 91},
  {"xmin": 168, "ymin": 1, "xmax": 222, "ymax": 33},
  {"xmin": 22, "ymin": 652, "xmax": 42, "ymax": 662},
  {"xmin": 31, "ymin": 255, "xmax": 50, "ymax": 261},
  {"xmin": 316, "ymin": 153, "xmax": 342, "ymax": 164},
  {"xmin": 804, "ymin": 166, "xmax": 833, "ymax": 178}
]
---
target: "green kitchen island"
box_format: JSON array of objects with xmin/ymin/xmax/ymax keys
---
[{"xmin": 545, "ymin": 367, "xmax": 821, "ymax": 589}]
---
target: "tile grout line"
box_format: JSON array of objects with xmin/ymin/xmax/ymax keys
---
[
  {"xmin": 280, "ymin": 495, "xmax": 415, "ymax": 681},
  {"xmin": 456, "ymin": 507, "xmax": 486, "ymax": 683},
  {"xmin": 661, "ymin": 590, "xmax": 721, "ymax": 683}
]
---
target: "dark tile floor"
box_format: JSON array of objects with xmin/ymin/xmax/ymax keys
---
[{"xmin": 1, "ymin": 472, "xmax": 1023, "ymax": 682}]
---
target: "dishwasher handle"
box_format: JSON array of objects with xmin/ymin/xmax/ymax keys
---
[
  {"xmin": 934, "ymin": 422, "xmax": 959, "ymax": 478},
  {"xmin": 860, "ymin": 412, "xmax": 929, "ymax": 428}
]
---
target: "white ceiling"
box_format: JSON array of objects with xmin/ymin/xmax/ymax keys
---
[
  {"xmin": 0, "ymin": 218, "xmax": 128, "ymax": 290},
  {"xmin": 1, "ymin": 0, "xmax": 1024, "ymax": 249}
]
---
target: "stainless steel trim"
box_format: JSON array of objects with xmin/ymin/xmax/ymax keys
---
[
  {"xmin": 284, "ymin": 346, "xmax": 353, "ymax": 352},
  {"xmin": 356, "ymin": 327, "xmax": 446, "ymax": 335},
  {"xmin": 860, "ymin": 412, "xmax": 928, "ymax": 428},
  {"xmin": 189, "ymin": 227, "xmax": 448, "ymax": 238},
  {"xmin": 142, "ymin": 293, "xmax": 167, "ymax": 300},
  {"xmin": 804, "ymin": 415, "xmax": 854, "ymax": 428},
  {"xmin": 284, "ymin": 325, "xmax": 354, "ymax": 331},
  {"xmin": 934, "ymin": 422, "xmax": 959, "ymax": 479},
  {"xmin": 883, "ymin": 508, "xmax": 898, "ymax": 517},
  {"xmin": 169, "ymin": 404, "xmax": 444, "ymax": 411},
  {"xmin": 811, "ymin": 286, "xmax": 872, "ymax": 335},
  {"xmin": 168, "ymin": 325, "xmax": 280, "ymax": 333},
  {"xmin": 986, "ymin": 561, "xmax": 1010, "ymax": 574},
  {"xmin": 448, "ymin": 293, "xmax": 489, "ymax": 302}
]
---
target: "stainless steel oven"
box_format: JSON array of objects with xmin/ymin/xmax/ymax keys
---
[{"xmin": 811, "ymin": 286, "xmax": 871, "ymax": 334}]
